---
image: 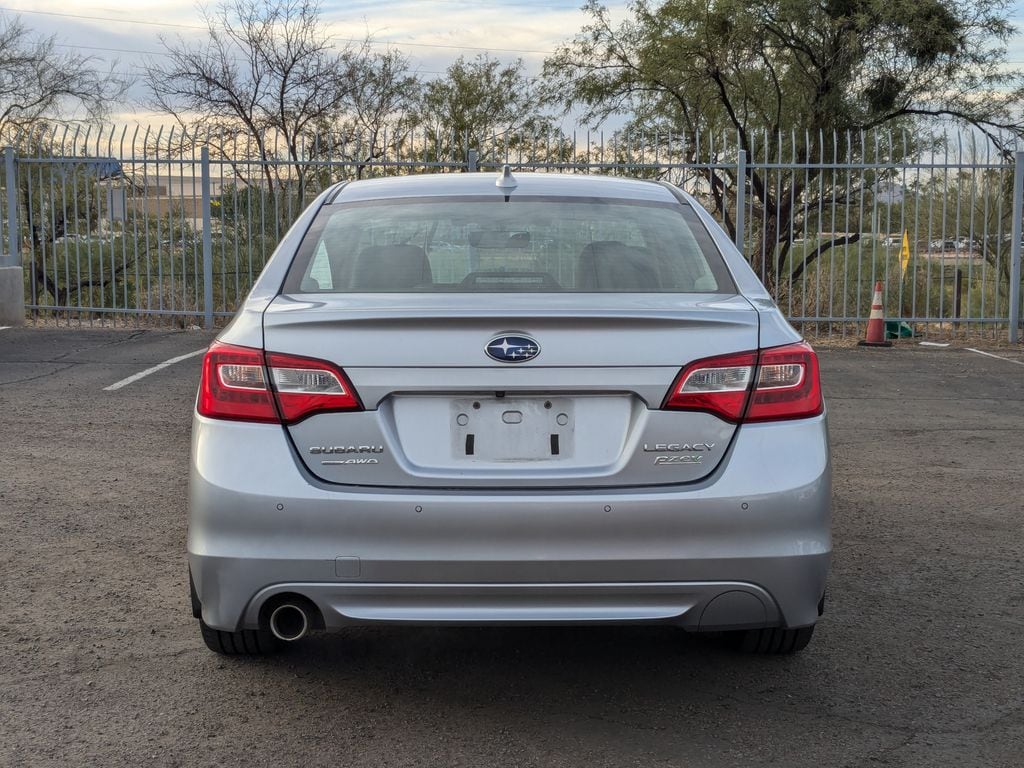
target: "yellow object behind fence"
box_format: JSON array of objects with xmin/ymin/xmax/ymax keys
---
[{"xmin": 900, "ymin": 230, "xmax": 912, "ymax": 277}]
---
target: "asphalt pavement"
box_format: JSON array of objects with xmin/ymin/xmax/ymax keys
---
[{"xmin": 1, "ymin": 326, "xmax": 1022, "ymax": 767}]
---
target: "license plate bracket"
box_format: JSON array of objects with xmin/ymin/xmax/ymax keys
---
[{"xmin": 450, "ymin": 397, "xmax": 575, "ymax": 461}]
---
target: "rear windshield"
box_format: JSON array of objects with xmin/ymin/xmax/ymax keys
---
[{"xmin": 282, "ymin": 196, "xmax": 735, "ymax": 294}]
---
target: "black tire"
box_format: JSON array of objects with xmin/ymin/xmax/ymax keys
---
[
  {"xmin": 189, "ymin": 571, "xmax": 202, "ymax": 618},
  {"xmin": 199, "ymin": 618, "xmax": 280, "ymax": 655},
  {"xmin": 191, "ymin": 569, "xmax": 280, "ymax": 655},
  {"xmin": 729, "ymin": 625, "xmax": 815, "ymax": 654}
]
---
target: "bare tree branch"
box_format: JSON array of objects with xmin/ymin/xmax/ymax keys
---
[{"xmin": 0, "ymin": 13, "xmax": 129, "ymax": 142}]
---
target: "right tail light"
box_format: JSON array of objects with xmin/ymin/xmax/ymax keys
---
[
  {"xmin": 664, "ymin": 341, "xmax": 822, "ymax": 423},
  {"xmin": 745, "ymin": 342, "xmax": 823, "ymax": 422}
]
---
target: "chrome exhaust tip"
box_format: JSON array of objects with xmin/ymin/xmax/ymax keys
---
[{"xmin": 268, "ymin": 603, "xmax": 309, "ymax": 642}]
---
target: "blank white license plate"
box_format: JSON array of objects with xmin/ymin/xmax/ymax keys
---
[{"xmin": 450, "ymin": 397, "xmax": 575, "ymax": 461}]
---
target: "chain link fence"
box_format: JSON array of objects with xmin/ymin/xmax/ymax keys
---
[{"xmin": 1, "ymin": 124, "xmax": 1021, "ymax": 340}]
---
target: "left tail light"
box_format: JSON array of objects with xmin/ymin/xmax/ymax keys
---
[
  {"xmin": 198, "ymin": 342, "xmax": 362, "ymax": 424},
  {"xmin": 265, "ymin": 351, "xmax": 362, "ymax": 422},
  {"xmin": 198, "ymin": 343, "xmax": 278, "ymax": 423}
]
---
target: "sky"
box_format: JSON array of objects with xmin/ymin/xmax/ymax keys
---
[
  {"xmin": 0, "ymin": 0, "xmax": 621, "ymax": 124},
  {"xmin": 1, "ymin": 0, "xmax": 1023, "ymax": 126}
]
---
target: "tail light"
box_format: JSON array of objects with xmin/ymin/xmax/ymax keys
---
[
  {"xmin": 198, "ymin": 342, "xmax": 361, "ymax": 424},
  {"xmin": 265, "ymin": 351, "xmax": 361, "ymax": 422},
  {"xmin": 663, "ymin": 351, "xmax": 757, "ymax": 421},
  {"xmin": 745, "ymin": 342, "xmax": 822, "ymax": 422},
  {"xmin": 198, "ymin": 343, "xmax": 278, "ymax": 423},
  {"xmin": 664, "ymin": 341, "xmax": 822, "ymax": 423}
]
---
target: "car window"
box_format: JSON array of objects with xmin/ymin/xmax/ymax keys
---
[
  {"xmin": 306, "ymin": 242, "xmax": 334, "ymax": 289},
  {"xmin": 284, "ymin": 197, "xmax": 735, "ymax": 294}
]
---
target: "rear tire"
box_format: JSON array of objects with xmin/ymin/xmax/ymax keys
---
[
  {"xmin": 728, "ymin": 625, "xmax": 815, "ymax": 654},
  {"xmin": 191, "ymin": 569, "xmax": 280, "ymax": 655},
  {"xmin": 199, "ymin": 618, "xmax": 280, "ymax": 655}
]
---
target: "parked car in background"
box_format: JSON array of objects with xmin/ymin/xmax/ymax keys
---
[
  {"xmin": 927, "ymin": 237, "xmax": 982, "ymax": 256},
  {"xmin": 188, "ymin": 170, "xmax": 832, "ymax": 657}
]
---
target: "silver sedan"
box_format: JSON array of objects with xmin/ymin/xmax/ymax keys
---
[{"xmin": 188, "ymin": 169, "xmax": 831, "ymax": 656}]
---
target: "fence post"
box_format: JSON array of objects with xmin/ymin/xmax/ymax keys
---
[
  {"xmin": 1009, "ymin": 150, "xmax": 1023, "ymax": 344},
  {"xmin": 734, "ymin": 150, "xmax": 746, "ymax": 254},
  {"xmin": 954, "ymin": 268, "xmax": 963, "ymax": 327},
  {"xmin": 3, "ymin": 147, "xmax": 17, "ymax": 267},
  {"xmin": 201, "ymin": 146, "xmax": 214, "ymax": 330},
  {"xmin": 467, "ymin": 149, "xmax": 479, "ymax": 173},
  {"xmin": 0, "ymin": 146, "xmax": 23, "ymax": 326}
]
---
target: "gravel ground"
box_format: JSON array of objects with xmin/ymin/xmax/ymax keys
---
[{"xmin": 1, "ymin": 328, "xmax": 1021, "ymax": 767}]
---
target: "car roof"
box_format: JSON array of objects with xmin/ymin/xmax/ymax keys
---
[{"xmin": 330, "ymin": 172, "xmax": 680, "ymax": 205}]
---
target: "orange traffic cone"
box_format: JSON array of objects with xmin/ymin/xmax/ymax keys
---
[{"xmin": 858, "ymin": 280, "xmax": 892, "ymax": 347}]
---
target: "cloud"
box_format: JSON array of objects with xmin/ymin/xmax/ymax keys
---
[
  {"xmin": 0, "ymin": 0, "xmax": 604, "ymax": 113},
  {"xmin": 4, "ymin": 0, "xmax": 1022, "ymax": 130}
]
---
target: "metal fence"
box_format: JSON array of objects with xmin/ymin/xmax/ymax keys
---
[{"xmin": 1, "ymin": 124, "xmax": 1021, "ymax": 341}]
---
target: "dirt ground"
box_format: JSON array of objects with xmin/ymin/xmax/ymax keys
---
[{"xmin": 1, "ymin": 328, "xmax": 1021, "ymax": 767}]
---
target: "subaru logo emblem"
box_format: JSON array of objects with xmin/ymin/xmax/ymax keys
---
[{"xmin": 485, "ymin": 335, "xmax": 540, "ymax": 363}]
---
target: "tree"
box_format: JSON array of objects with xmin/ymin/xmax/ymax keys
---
[
  {"xmin": 543, "ymin": 0, "xmax": 1024, "ymax": 289},
  {"xmin": 417, "ymin": 54, "xmax": 565, "ymax": 165},
  {"xmin": 0, "ymin": 13, "xmax": 127, "ymax": 141},
  {"xmin": 305, "ymin": 47, "xmax": 423, "ymax": 180},
  {"xmin": 144, "ymin": 0, "xmax": 389, "ymax": 189},
  {"xmin": 0, "ymin": 12, "xmax": 128, "ymax": 307}
]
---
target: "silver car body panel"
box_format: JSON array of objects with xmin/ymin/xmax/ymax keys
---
[
  {"xmin": 264, "ymin": 293, "xmax": 758, "ymax": 488},
  {"xmin": 189, "ymin": 413, "xmax": 830, "ymax": 630},
  {"xmin": 245, "ymin": 582, "xmax": 781, "ymax": 629},
  {"xmin": 262, "ymin": 293, "xmax": 758, "ymax": 368},
  {"xmin": 290, "ymin": 404, "xmax": 735, "ymax": 488},
  {"xmin": 189, "ymin": 172, "xmax": 830, "ymax": 636},
  {"xmin": 333, "ymin": 173, "xmax": 678, "ymax": 205}
]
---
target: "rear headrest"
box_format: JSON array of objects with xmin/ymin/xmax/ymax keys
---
[
  {"xmin": 348, "ymin": 245, "xmax": 433, "ymax": 291},
  {"xmin": 576, "ymin": 240, "xmax": 661, "ymax": 291}
]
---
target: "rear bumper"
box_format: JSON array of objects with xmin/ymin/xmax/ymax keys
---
[
  {"xmin": 242, "ymin": 581, "xmax": 802, "ymax": 630},
  {"xmin": 188, "ymin": 413, "xmax": 831, "ymax": 632}
]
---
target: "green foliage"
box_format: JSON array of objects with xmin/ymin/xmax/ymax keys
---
[
  {"xmin": 778, "ymin": 239, "xmax": 1010, "ymax": 332},
  {"xmin": 541, "ymin": 0, "xmax": 1024, "ymax": 289},
  {"xmin": 20, "ymin": 158, "xmax": 121, "ymax": 306},
  {"xmin": 417, "ymin": 54, "xmax": 566, "ymax": 165},
  {"xmin": 546, "ymin": 0, "xmax": 1021, "ymax": 139}
]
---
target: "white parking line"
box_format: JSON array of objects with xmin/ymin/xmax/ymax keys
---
[
  {"xmin": 966, "ymin": 348, "xmax": 1024, "ymax": 367},
  {"xmin": 0, "ymin": 326, "xmax": 11, "ymax": 331},
  {"xmin": 104, "ymin": 348, "xmax": 206, "ymax": 391}
]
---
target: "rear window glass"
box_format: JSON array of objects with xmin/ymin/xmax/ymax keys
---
[{"xmin": 283, "ymin": 196, "xmax": 735, "ymax": 294}]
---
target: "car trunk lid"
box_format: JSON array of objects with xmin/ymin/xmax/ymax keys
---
[{"xmin": 263, "ymin": 293, "xmax": 757, "ymax": 488}]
